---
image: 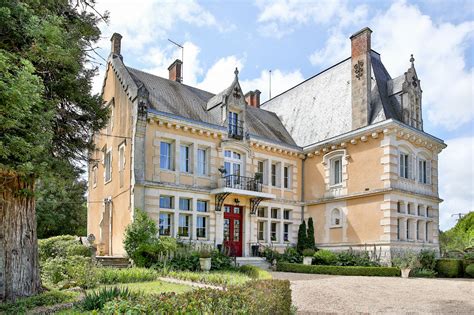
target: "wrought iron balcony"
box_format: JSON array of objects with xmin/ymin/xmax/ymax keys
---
[
  {"xmin": 228, "ymin": 119, "xmax": 244, "ymax": 140},
  {"xmin": 223, "ymin": 175, "xmax": 262, "ymax": 192}
]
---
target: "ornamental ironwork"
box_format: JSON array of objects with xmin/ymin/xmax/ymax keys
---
[{"xmin": 354, "ymin": 60, "xmax": 364, "ymax": 80}]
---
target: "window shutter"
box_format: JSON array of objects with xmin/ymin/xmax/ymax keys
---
[{"xmin": 426, "ymin": 160, "xmax": 432, "ymax": 184}]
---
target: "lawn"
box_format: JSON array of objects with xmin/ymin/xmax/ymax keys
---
[{"xmin": 99, "ymin": 280, "xmax": 193, "ymax": 295}]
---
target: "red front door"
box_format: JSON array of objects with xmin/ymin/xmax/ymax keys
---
[{"xmin": 223, "ymin": 205, "xmax": 243, "ymax": 257}]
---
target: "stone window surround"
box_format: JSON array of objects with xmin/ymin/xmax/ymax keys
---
[
  {"xmin": 253, "ymin": 151, "xmax": 298, "ymax": 196},
  {"xmin": 396, "ymin": 143, "xmax": 433, "ymax": 186},
  {"xmin": 322, "ymin": 150, "xmax": 348, "ymax": 196},
  {"xmin": 396, "ymin": 216, "xmax": 433, "ymax": 243},
  {"xmin": 256, "ymin": 205, "xmax": 294, "ymax": 245}
]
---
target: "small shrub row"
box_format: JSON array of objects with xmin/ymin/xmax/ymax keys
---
[
  {"xmin": 277, "ymin": 262, "xmax": 400, "ymax": 277},
  {"xmin": 0, "ymin": 290, "xmax": 79, "ymax": 314},
  {"xmin": 97, "ymin": 267, "xmax": 159, "ymax": 284},
  {"xmin": 239, "ymin": 265, "xmax": 272, "ymax": 280},
  {"xmin": 88, "ymin": 280, "xmax": 292, "ymax": 314}
]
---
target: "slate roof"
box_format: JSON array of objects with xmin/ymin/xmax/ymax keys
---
[
  {"xmin": 123, "ymin": 65, "xmax": 297, "ymax": 147},
  {"xmin": 261, "ymin": 51, "xmax": 403, "ymax": 147}
]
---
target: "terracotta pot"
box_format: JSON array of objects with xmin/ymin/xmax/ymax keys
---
[
  {"xmin": 303, "ymin": 256, "xmax": 313, "ymax": 265},
  {"xmin": 199, "ymin": 258, "xmax": 212, "ymax": 271},
  {"xmin": 401, "ymin": 268, "xmax": 411, "ymax": 278}
]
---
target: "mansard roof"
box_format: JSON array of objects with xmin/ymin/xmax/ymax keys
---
[
  {"xmin": 123, "ymin": 64, "xmax": 297, "ymax": 147},
  {"xmin": 261, "ymin": 51, "xmax": 404, "ymax": 147}
]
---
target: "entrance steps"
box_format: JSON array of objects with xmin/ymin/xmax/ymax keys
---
[
  {"xmin": 235, "ymin": 257, "xmax": 271, "ymax": 270},
  {"xmin": 96, "ymin": 256, "xmax": 130, "ymax": 268}
]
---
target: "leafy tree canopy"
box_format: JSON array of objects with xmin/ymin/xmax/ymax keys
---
[{"xmin": 440, "ymin": 212, "xmax": 474, "ymax": 254}]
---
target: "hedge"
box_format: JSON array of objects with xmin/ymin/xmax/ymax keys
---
[
  {"xmin": 277, "ymin": 262, "xmax": 400, "ymax": 277},
  {"xmin": 435, "ymin": 259, "xmax": 463, "ymax": 278}
]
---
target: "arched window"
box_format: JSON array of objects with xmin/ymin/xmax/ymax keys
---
[{"xmin": 331, "ymin": 209, "xmax": 341, "ymax": 226}]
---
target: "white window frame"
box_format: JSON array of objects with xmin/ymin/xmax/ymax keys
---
[
  {"xmin": 178, "ymin": 214, "xmax": 191, "ymax": 237},
  {"xmin": 160, "ymin": 141, "xmax": 174, "ymax": 171},
  {"xmin": 399, "ymin": 152, "xmax": 410, "ymax": 179},
  {"xmin": 180, "ymin": 144, "xmax": 191, "ymax": 173},
  {"xmin": 159, "ymin": 212, "xmax": 172, "ymax": 236},
  {"xmin": 197, "ymin": 147, "xmax": 208, "ymax": 176},
  {"xmin": 196, "ymin": 216, "xmax": 207, "ymax": 239},
  {"xmin": 283, "ymin": 223, "xmax": 290, "ymax": 242},
  {"xmin": 283, "ymin": 209, "xmax": 291, "ymax": 220},
  {"xmin": 104, "ymin": 149, "xmax": 112, "ymax": 184},
  {"xmin": 257, "ymin": 207, "xmax": 266, "ymax": 218},
  {"xmin": 197, "ymin": 200, "xmax": 208, "ymax": 212},
  {"xmin": 330, "ymin": 156, "xmax": 342, "ymax": 186},
  {"xmin": 270, "ymin": 222, "xmax": 278, "ymax": 242},
  {"xmin": 271, "ymin": 208, "xmax": 279, "ymax": 219},
  {"xmin": 283, "ymin": 165, "xmax": 291, "ymax": 189},
  {"xmin": 159, "ymin": 195, "xmax": 174, "ymax": 209},
  {"xmin": 257, "ymin": 221, "xmax": 266, "ymax": 241}
]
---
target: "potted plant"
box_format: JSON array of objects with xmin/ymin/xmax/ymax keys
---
[
  {"xmin": 392, "ymin": 250, "xmax": 420, "ymax": 278},
  {"xmin": 302, "ymin": 248, "xmax": 315, "ymax": 265},
  {"xmin": 199, "ymin": 248, "xmax": 212, "ymax": 271}
]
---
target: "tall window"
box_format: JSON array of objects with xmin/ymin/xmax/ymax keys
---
[
  {"xmin": 283, "ymin": 209, "xmax": 291, "ymax": 220},
  {"xmin": 224, "ymin": 150, "xmax": 242, "ymax": 177},
  {"xmin": 271, "ymin": 208, "xmax": 279, "ymax": 219},
  {"xmin": 425, "ymin": 222, "xmax": 430, "ymax": 242},
  {"xmin": 397, "ymin": 202, "xmax": 401, "ymax": 213},
  {"xmin": 283, "ymin": 166, "xmax": 290, "ymax": 188},
  {"xmin": 179, "ymin": 198, "xmax": 191, "ymax": 211},
  {"xmin": 397, "ymin": 218, "xmax": 401, "ymax": 240},
  {"xmin": 159, "ymin": 196, "xmax": 173, "ymax": 209},
  {"xmin": 160, "ymin": 142, "xmax": 173, "ymax": 170},
  {"xmin": 197, "ymin": 148, "xmax": 207, "ymax": 175},
  {"xmin": 92, "ymin": 165, "xmax": 97, "ymax": 187},
  {"xmin": 271, "ymin": 223, "xmax": 278, "ymax": 242},
  {"xmin": 283, "ymin": 224, "xmax": 290, "ymax": 242},
  {"xmin": 271, "ymin": 163, "xmax": 277, "ymax": 186},
  {"xmin": 197, "ymin": 216, "xmax": 207, "ymax": 238},
  {"xmin": 178, "ymin": 214, "xmax": 190, "ymax": 237},
  {"xmin": 104, "ymin": 150, "xmax": 112, "ymax": 182},
  {"xmin": 256, "ymin": 160, "xmax": 264, "ymax": 184},
  {"xmin": 197, "ymin": 200, "xmax": 208, "ymax": 212},
  {"xmin": 407, "ymin": 203, "xmax": 412, "ymax": 215},
  {"xmin": 118, "ymin": 144, "xmax": 125, "ymax": 188},
  {"xmin": 417, "ymin": 221, "xmax": 421, "ymax": 240},
  {"xmin": 331, "ymin": 209, "xmax": 341, "ymax": 226},
  {"xmin": 228, "ymin": 111, "xmax": 239, "ymax": 135},
  {"xmin": 330, "ymin": 157, "xmax": 342, "ymax": 185},
  {"xmin": 180, "ymin": 145, "xmax": 190, "ymax": 173},
  {"xmin": 399, "ymin": 153, "xmax": 409, "ymax": 179},
  {"xmin": 418, "ymin": 159, "xmax": 428, "ymax": 184},
  {"xmin": 258, "ymin": 221, "xmax": 265, "ymax": 241},
  {"xmin": 257, "ymin": 207, "xmax": 266, "ymax": 218},
  {"xmin": 159, "ymin": 213, "xmax": 172, "ymax": 236},
  {"xmin": 406, "ymin": 220, "xmax": 410, "ymax": 240}
]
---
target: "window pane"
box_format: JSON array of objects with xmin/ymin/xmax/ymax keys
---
[
  {"xmin": 258, "ymin": 222, "xmax": 265, "ymax": 241},
  {"xmin": 180, "ymin": 145, "xmax": 189, "ymax": 172},
  {"xmin": 197, "ymin": 149, "xmax": 207, "ymax": 175},
  {"xmin": 197, "ymin": 216, "xmax": 206, "ymax": 238},
  {"xmin": 159, "ymin": 213, "xmax": 171, "ymax": 236},
  {"xmin": 284, "ymin": 210, "xmax": 290, "ymax": 220},
  {"xmin": 179, "ymin": 198, "xmax": 191, "ymax": 211},
  {"xmin": 224, "ymin": 219, "xmax": 230, "ymax": 241},
  {"xmin": 284, "ymin": 166, "xmax": 289, "ymax": 188},
  {"xmin": 271, "ymin": 223, "xmax": 277, "ymax": 241},
  {"xmin": 271, "ymin": 164, "xmax": 276, "ymax": 186},
  {"xmin": 160, "ymin": 196, "xmax": 173, "ymax": 209},
  {"xmin": 178, "ymin": 215, "xmax": 190, "ymax": 237},
  {"xmin": 271, "ymin": 208, "xmax": 278, "ymax": 219},
  {"xmin": 160, "ymin": 142, "xmax": 171, "ymax": 170},
  {"xmin": 233, "ymin": 219, "xmax": 240, "ymax": 241},
  {"xmin": 197, "ymin": 200, "xmax": 208, "ymax": 212}
]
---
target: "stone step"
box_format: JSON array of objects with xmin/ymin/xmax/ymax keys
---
[
  {"xmin": 235, "ymin": 257, "xmax": 271, "ymax": 270},
  {"xmin": 96, "ymin": 256, "xmax": 130, "ymax": 268}
]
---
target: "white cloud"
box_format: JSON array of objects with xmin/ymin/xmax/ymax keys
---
[
  {"xmin": 308, "ymin": 0, "xmax": 474, "ymax": 131},
  {"xmin": 256, "ymin": 0, "xmax": 367, "ymax": 38},
  {"xmin": 438, "ymin": 137, "xmax": 474, "ymax": 230}
]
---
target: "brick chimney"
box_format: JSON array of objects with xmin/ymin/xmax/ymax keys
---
[
  {"xmin": 110, "ymin": 33, "xmax": 123, "ymax": 58},
  {"xmin": 245, "ymin": 90, "xmax": 261, "ymax": 108},
  {"xmin": 350, "ymin": 27, "xmax": 372, "ymax": 129},
  {"xmin": 168, "ymin": 59, "xmax": 183, "ymax": 83}
]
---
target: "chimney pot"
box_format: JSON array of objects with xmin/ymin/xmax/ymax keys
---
[
  {"xmin": 110, "ymin": 33, "xmax": 123, "ymax": 57},
  {"xmin": 245, "ymin": 90, "xmax": 261, "ymax": 108},
  {"xmin": 168, "ymin": 59, "xmax": 183, "ymax": 83}
]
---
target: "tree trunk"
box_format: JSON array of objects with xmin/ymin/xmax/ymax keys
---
[{"xmin": 0, "ymin": 172, "xmax": 42, "ymax": 301}]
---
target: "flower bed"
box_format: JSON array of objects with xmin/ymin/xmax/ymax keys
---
[{"xmin": 277, "ymin": 262, "xmax": 400, "ymax": 277}]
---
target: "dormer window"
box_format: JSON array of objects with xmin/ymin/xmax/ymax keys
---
[{"xmin": 228, "ymin": 111, "xmax": 243, "ymax": 139}]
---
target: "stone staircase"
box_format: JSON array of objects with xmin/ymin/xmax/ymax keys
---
[
  {"xmin": 235, "ymin": 257, "xmax": 271, "ymax": 270},
  {"xmin": 96, "ymin": 256, "xmax": 130, "ymax": 268}
]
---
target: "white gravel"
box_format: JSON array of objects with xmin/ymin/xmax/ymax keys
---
[{"xmin": 272, "ymin": 272, "xmax": 474, "ymax": 314}]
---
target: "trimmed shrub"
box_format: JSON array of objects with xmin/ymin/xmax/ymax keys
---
[
  {"xmin": 307, "ymin": 217, "xmax": 316, "ymax": 249},
  {"xmin": 98, "ymin": 280, "xmax": 291, "ymax": 314},
  {"xmin": 97, "ymin": 267, "xmax": 159, "ymax": 284},
  {"xmin": 296, "ymin": 221, "xmax": 307, "ymax": 253},
  {"xmin": 465, "ymin": 264, "xmax": 474, "ymax": 277},
  {"xmin": 277, "ymin": 262, "xmax": 400, "ymax": 277},
  {"xmin": 39, "ymin": 235, "xmax": 91, "ymax": 261},
  {"xmin": 435, "ymin": 259, "xmax": 463, "ymax": 278},
  {"xmin": 462, "ymin": 259, "xmax": 474, "ymax": 277},
  {"xmin": 314, "ymin": 249, "xmax": 337, "ymax": 265},
  {"xmin": 302, "ymin": 248, "xmax": 315, "ymax": 257},
  {"xmin": 239, "ymin": 265, "xmax": 272, "ymax": 280}
]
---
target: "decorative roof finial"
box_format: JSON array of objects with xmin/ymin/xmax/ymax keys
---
[
  {"xmin": 410, "ymin": 54, "xmax": 415, "ymax": 67},
  {"xmin": 234, "ymin": 67, "xmax": 239, "ymax": 77}
]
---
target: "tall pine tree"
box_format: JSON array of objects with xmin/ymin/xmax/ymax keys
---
[{"xmin": 0, "ymin": 0, "xmax": 108, "ymax": 301}]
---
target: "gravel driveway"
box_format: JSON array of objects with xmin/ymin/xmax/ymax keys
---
[{"xmin": 272, "ymin": 272, "xmax": 474, "ymax": 314}]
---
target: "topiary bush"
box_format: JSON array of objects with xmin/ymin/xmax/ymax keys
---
[
  {"xmin": 465, "ymin": 264, "xmax": 474, "ymax": 277},
  {"xmin": 435, "ymin": 259, "xmax": 463, "ymax": 278},
  {"xmin": 296, "ymin": 220, "xmax": 307, "ymax": 253},
  {"xmin": 277, "ymin": 262, "xmax": 400, "ymax": 277},
  {"xmin": 313, "ymin": 249, "xmax": 337, "ymax": 265}
]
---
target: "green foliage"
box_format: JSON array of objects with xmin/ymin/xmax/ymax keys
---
[
  {"xmin": 465, "ymin": 264, "xmax": 474, "ymax": 277},
  {"xmin": 96, "ymin": 280, "xmax": 292, "ymax": 314},
  {"xmin": 239, "ymin": 265, "xmax": 272, "ymax": 280},
  {"xmin": 296, "ymin": 220, "xmax": 307, "ymax": 253},
  {"xmin": 81, "ymin": 287, "xmax": 134, "ymax": 311},
  {"xmin": 97, "ymin": 268, "xmax": 159, "ymax": 285},
  {"xmin": 411, "ymin": 268, "xmax": 437, "ymax": 278},
  {"xmin": 161, "ymin": 270, "xmax": 251, "ymax": 286},
  {"xmin": 36, "ymin": 164, "xmax": 87, "ymax": 238},
  {"xmin": 199, "ymin": 248, "xmax": 212, "ymax": 258},
  {"xmin": 440, "ymin": 212, "xmax": 474, "ymax": 255},
  {"xmin": 210, "ymin": 250, "xmax": 233, "ymax": 270},
  {"xmin": 314, "ymin": 249, "xmax": 338, "ymax": 265},
  {"xmin": 280, "ymin": 246, "xmax": 302, "ymax": 263},
  {"xmin": 277, "ymin": 262, "xmax": 401, "ymax": 277},
  {"xmin": 133, "ymin": 237, "xmax": 178, "ymax": 268},
  {"xmin": 0, "ymin": 290, "xmax": 79, "ymax": 314},
  {"xmin": 41, "ymin": 255, "xmax": 98, "ymax": 289},
  {"xmin": 435, "ymin": 259, "xmax": 463, "ymax": 278},
  {"xmin": 302, "ymin": 248, "xmax": 315, "ymax": 257},
  {"xmin": 262, "ymin": 246, "xmax": 282, "ymax": 263},
  {"xmin": 38, "ymin": 235, "xmax": 91, "ymax": 261},
  {"xmin": 335, "ymin": 250, "xmax": 380, "ymax": 267},
  {"xmin": 307, "ymin": 217, "xmax": 316, "ymax": 249},
  {"xmin": 391, "ymin": 250, "xmax": 421, "ymax": 269},
  {"xmin": 123, "ymin": 209, "xmax": 158, "ymax": 262},
  {"xmin": 417, "ymin": 249, "xmax": 437, "ymax": 270}
]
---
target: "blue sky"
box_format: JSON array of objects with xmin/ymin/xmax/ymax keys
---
[{"xmin": 92, "ymin": 0, "xmax": 473, "ymax": 230}]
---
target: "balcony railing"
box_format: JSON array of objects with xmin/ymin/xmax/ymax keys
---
[
  {"xmin": 228, "ymin": 119, "xmax": 244, "ymax": 140},
  {"xmin": 223, "ymin": 175, "xmax": 262, "ymax": 192}
]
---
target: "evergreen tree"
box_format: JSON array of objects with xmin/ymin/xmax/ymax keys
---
[
  {"xmin": 0, "ymin": 0, "xmax": 108, "ymax": 301},
  {"xmin": 297, "ymin": 220, "xmax": 307, "ymax": 253},
  {"xmin": 307, "ymin": 217, "xmax": 316, "ymax": 250}
]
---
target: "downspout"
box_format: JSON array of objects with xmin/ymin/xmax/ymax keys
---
[{"xmin": 301, "ymin": 156, "xmax": 306, "ymax": 222}]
